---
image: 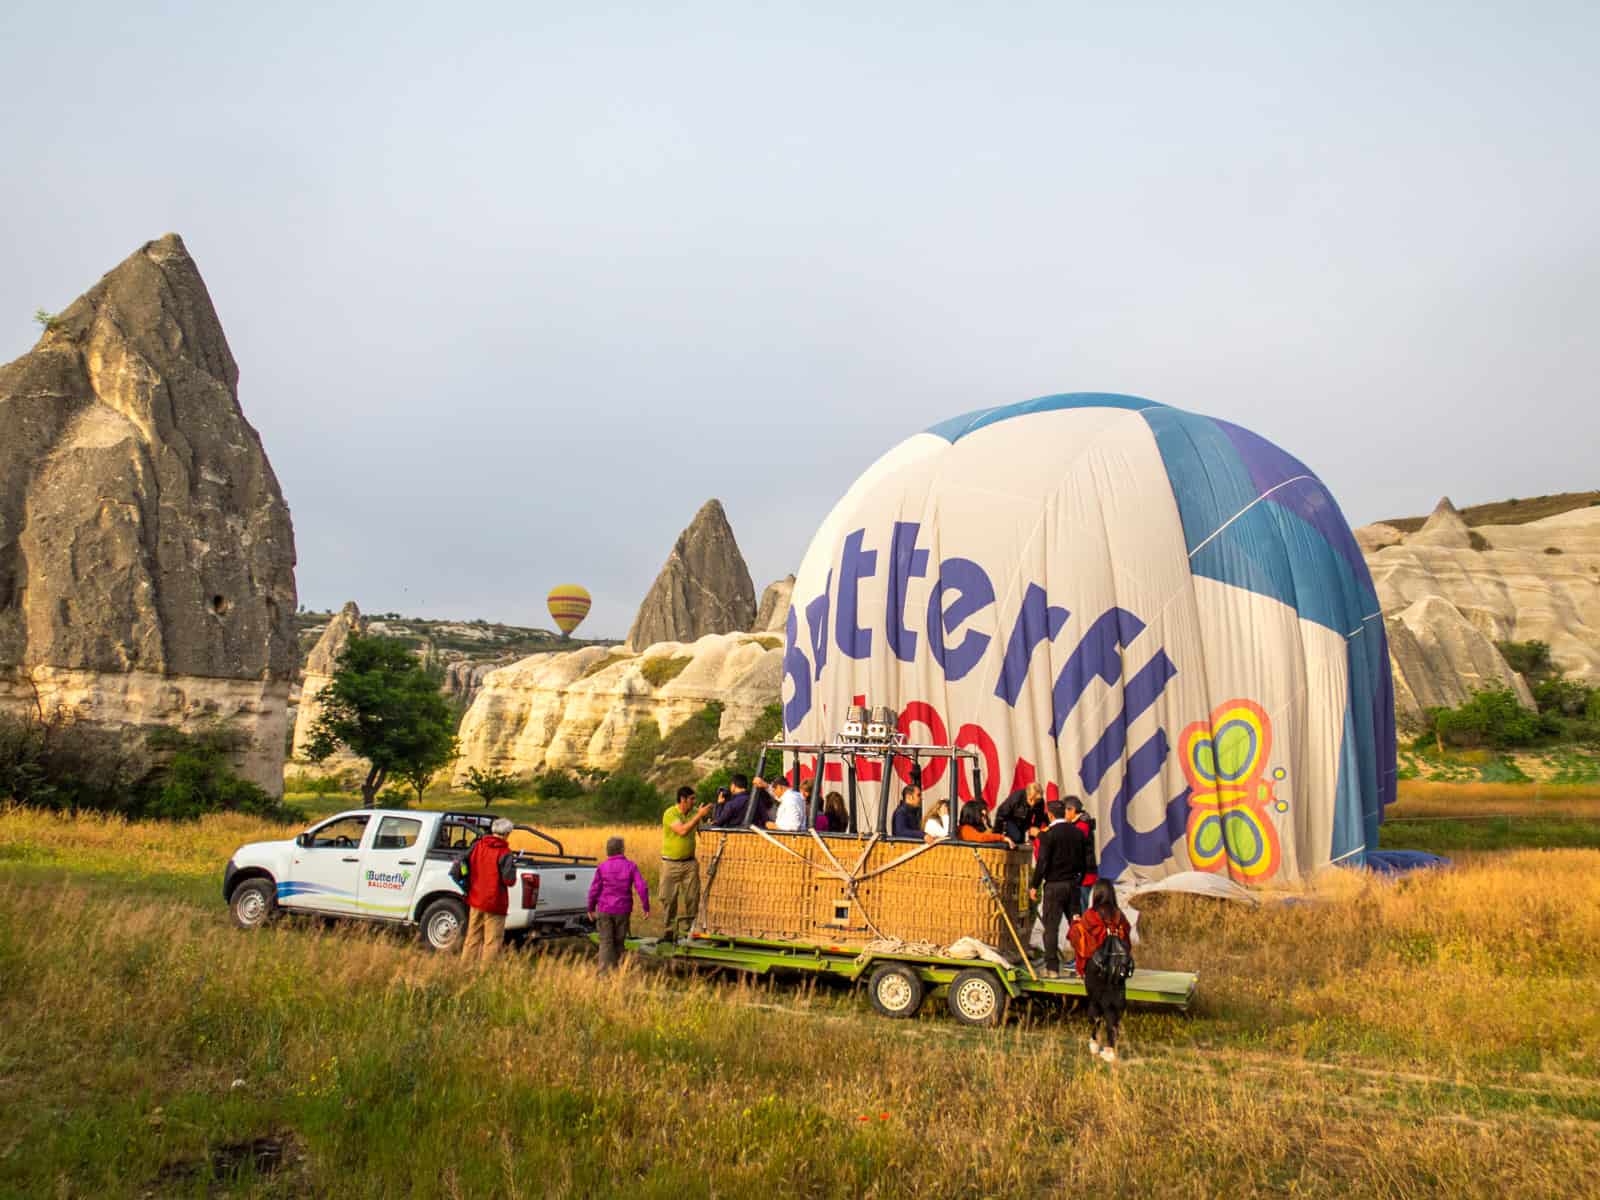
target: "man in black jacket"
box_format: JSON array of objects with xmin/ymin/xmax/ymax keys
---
[{"xmin": 1029, "ymin": 799, "xmax": 1088, "ymax": 977}]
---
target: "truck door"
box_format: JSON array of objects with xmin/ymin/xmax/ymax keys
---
[
  {"xmin": 357, "ymin": 815, "xmax": 427, "ymax": 919},
  {"xmin": 282, "ymin": 813, "xmax": 371, "ymax": 914}
]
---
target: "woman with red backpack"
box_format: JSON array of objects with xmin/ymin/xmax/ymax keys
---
[{"xmin": 1069, "ymin": 880, "xmax": 1134, "ymax": 1063}]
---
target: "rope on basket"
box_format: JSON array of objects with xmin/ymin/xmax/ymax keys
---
[
  {"xmin": 746, "ymin": 825, "xmax": 892, "ymax": 939},
  {"xmin": 690, "ymin": 836, "xmax": 730, "ymax": 935},
  {"xmin": 971, "ymin": 848, "xmax": 1037, "ymax": 981}
]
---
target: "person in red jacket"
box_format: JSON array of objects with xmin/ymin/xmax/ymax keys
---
[
  {"xmin": 1064, "ymin": 796, "xmax": 1099, "ymax": 910},
  {"xmin": 462, "ymin": 817, "xmax": 516, "ymax": 962},
  {"xmin": 1069, "ymin": 880, "xmax": 1134, "ymax": 1063}
]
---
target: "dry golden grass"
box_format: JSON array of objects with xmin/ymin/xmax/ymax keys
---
[
  {"xmin": 3, "ymin": 805, "xmax": 1599, "ymax": 1196},
  {"xmin": 1392, "ymin": 780, "xmax": 1600, "ymax": 819}
]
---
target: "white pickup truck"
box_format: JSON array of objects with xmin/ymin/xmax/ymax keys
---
[{"xmin": 222, "ymin": 809, "xmax": 597, "ymax": 952}]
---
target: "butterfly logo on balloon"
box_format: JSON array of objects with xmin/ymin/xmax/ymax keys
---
[{"xmin": 1179, "ymin": 699, "xmax": 1290, "ymax": 883}]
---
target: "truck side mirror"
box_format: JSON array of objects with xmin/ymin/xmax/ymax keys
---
[{"xmin": 295, "ymin": 832, "xmax": 311, "ymax": 848}]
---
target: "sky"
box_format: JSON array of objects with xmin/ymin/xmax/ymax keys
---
[{"xmin": 3, "ymin": 2, "xmax": 1596, "ymax": 638}]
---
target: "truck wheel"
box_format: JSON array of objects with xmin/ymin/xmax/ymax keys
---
[
  {"xmin": 230, "ymin": 879, "xmax": 277, "ymax": 930},
  {"xmin": 867, "ymin": 963, "xmax": 925, "ymax": 1019},
  {"xmin": 947, "ymin": 969, "xmax": 1007, "ymax": 1027},
  {"xmin": 420, "ymin": 897, "xmax": 467, "ymax": 953}
]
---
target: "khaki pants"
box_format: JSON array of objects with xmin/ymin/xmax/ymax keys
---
[
  {"xmin": 463, "ymin": 908, "xmax": 506, "ymax": 962},
  {"xmin": 658, "ymin": 858, "xmax": 700, "ymax": 938},
  {"xmin": 596, "ymin": 911, "xmax": 630, "ymax": 971}
]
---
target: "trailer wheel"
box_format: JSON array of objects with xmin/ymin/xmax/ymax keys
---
[
  {"xmin": 420, "ymin": 897, "xmax": 467, "ymax": 953},
  {"xmin": 230, "ymin": 879, "xmax": 277, "ymax": 930},
  {"xmin": 867, "ymin": 964, "xmax": 925, "ymax": 1019},
  {"xmin": 947, "ymin": 969, "xmax": 1007, "ymax": 1027}
]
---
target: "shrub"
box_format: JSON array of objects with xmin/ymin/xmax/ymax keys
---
[
  {"xmin": 1, "ymin": 708, "xmax": 134, "ymax": 815},
  {"xmin": 659, "ymin": 703, "xmax": 723, "ymax": 762},
  {"xmin": 531, "ymin": 769, "xmax": 585, "ymax": 801},
  {"xmin": 1468, "ymin": 531, "xmax": 1492, "ymax": 551},
  {"xmin": 590, "ymin": 774, "xmax": 663, "ymax": 822},
  {"xmin": 1497, "ymin": 640, "xmax": 1553, "ymax": 679},
  {"xmin": 377, "ymin": 787, "xmax": 412, "ymax": 808},
  {"xmin": 1428, "ymin": 688, "xmax": 1545, "ymax": 749},
  {"xmin": 141, "ymin": 726, "xmax": 301, "ymax": 821},
  {"xmin": 639, "ymin": 656, "xmax": 692, "ymax": 687},
  {"xmin": 462, "ymin": 766, "xmax": 520, "ymax": 809},
  {"xmin": 617, "ymin": 719, "xmax": 662, "ymax": 777},
  {"xmin": 1532, "ymin": 675, "xmax": 1596, "ymax": 717},
  {"xmin": 282, "ymin": 771, "xmax": 347, "ymax": 796},
  {"xmin": 1545, "ymin": 546, "xmax": 1564, "ymax": 555}
]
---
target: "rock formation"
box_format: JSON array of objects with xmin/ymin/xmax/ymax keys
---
[
  {"xmin": 1361, "ymin": 500, "xmax": 1600, "ymax": 725},
  {"xmin": 290, "ymin": 601, "xmax": 363, "ymax": 766},
  {"xmin": 624, "ymin": 499, "xmax": 756, "ymax": 651},
  {"xmin": 0, "ymin": 234, "xmax": 297, "ymax": 793},
  {"xmin": 453, "ymin": 632, "xmax": 780, "ymax": 780},
  {"xmin": 754, "ymin": 575, "xmax": 796, "ymax": 633}
]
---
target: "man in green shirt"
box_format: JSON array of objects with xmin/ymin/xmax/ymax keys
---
[{"xmin": 660, "ymin": 785, "xmax": 711, "ymax": 942}]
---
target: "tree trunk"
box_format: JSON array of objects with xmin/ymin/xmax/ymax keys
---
[{"xmin": 362, "ymin": 764, "xmax": 387, "ymax": 807}]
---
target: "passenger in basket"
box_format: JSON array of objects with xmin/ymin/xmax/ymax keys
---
[
  {"xmin": 1028, "ymin": 799, "xmax": 1089, "ymax": 977},
  {"xmin": 587, "ymin": 835, "xmax": 650, "ymax": 972},
  {"xmin": 922, "ymin": 798, "xmax": 951, "ymax": 841},
  {"xmin": 889, "ymin": 785, "xmax": 924, "ymax": 839},
  {"xmin": 817, "ymin": 790, "xmax": 850, "ymax": 833},
  {"xmin": 711, "ymin": 775, "xmax": 752, "ymax": 826},
  {"xmin": 993, "ymin": 782, "xmax": 1047, "ymax": 846},
  {"xmin": 957, "ymin": 801, "xmax": 1015, "ymax": 847},
  {"xmin": 1070, "ymin": 880, "xmax": 1134, "ymax": 1063},
  {"xmin": 462, "ymin": 817, "xmax": 517, "ymax": 963},
  {"xmin": 768, "ymin": 775, "xmax": 807, "ymax": 831},
  {"xmin": 660, "ymin": 786, "xmax": 710, "ymax": 942}
]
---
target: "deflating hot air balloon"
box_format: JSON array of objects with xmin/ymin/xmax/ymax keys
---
[
  {"xmin": 546, "ymin": 584, "xmax": 592, "ymax": 638},
  {"xmin": 783, "ymin": 393, "xmax": 1396, "ymax": 894}
]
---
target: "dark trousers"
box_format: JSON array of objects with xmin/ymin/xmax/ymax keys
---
[
  {"xmin": 1083, "ymin": 962, "xmax": 1126, "ymax": 1047},
  {"xmin": 1040, "ymin": 880, "xmax": 1080, "ymax": 970},
  {"xmin": 596, "ymin": 912, "xmax": 630, "ymax": 971}
]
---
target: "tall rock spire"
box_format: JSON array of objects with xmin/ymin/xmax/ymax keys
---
[{"xmin": 625, "ymin": 499, "xmax": 756, "ymax": 651}]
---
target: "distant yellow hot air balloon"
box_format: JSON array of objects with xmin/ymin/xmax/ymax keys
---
[{"xmin": 546, "ymin": 584, "xmax": 592, "ymax": 637}]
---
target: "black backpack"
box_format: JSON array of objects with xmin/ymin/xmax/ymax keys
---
[{"xmin": 1089, "ymin": 931, "xmax": 1134, "ymax": 983}]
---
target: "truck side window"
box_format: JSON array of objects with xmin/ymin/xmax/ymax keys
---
[
  {"xmin": 308, "ymin": 815, "xmax": 370, "ymax": 848},
  {"xmin": 434, "ymin": 822, "xmax": 480, "ymax": 853},
  {"xmin": 374, "ymin": 817, "xmax": 422, "ymax": 850}
]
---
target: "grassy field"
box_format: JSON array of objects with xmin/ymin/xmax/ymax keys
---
[{"xmin": 2, "ymin": 792, "xmax": 1598, "ymax": 1197}]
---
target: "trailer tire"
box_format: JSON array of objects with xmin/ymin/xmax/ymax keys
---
[
  {"xmin": 867, "ymin": 963, "xmax": 924, "ymax": 1019},
  {"xmin": 230, "ymin": 879, "xmax": 277, "ymax": 930},
  {"xmin": 420, "ymin": 897, "xmax": 468, "ymax": 953},
  {"xmin": 947, "ymin": 968, "xmax": 1007, "ymax": 1027}
]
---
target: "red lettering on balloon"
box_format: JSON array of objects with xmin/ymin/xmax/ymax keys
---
[
  {"xmin": 953, "ymin": 723, "xmax": 1000, "ymax": 808},
  {"xmin": 896, "ymin": 701, "xmax": 949, "ymax": 788}
]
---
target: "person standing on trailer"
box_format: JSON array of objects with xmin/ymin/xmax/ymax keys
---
[
  {"xmin": 993, "ymin": 782, "xmax": 1046, "ymax": 846},
  {"xmin": 461, "ymin": 817, "xmax": 518, "ymax": 963},
  {"xmin": 588, "ymin": 836, "xmax": 650, "ymax": 971},
  {"xmin": 660, "ymin": 785, "xmax": 710, "ymax": 942},
  {"xmin": 1070, "ymin": 880, "xmax": 1135, "ymax": 1063},
  {"xmin": 1028, "ymin": 799, "xmax": 1088, "ymax": 977},
  {"xmin": 1064, "ymin": 796, "xmax": 1099, "ymax": 910}
]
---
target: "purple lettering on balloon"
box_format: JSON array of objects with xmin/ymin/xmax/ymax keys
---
[
  {"xmin": 782, "ymin": 606, "xmax": 812, "ymax": 730},
  {"xmin": 834, "ymin": 529, "xmax": 877, "ymax": 660},
  {"xmin": 1097, "ymin": 731, "xmax": 1189, "ymax": 881},
  {"xmin": 1078, "ymin": 650, "xmax": 1178, "ymax": 793},
  {"xmin": 994, "ymin": 584, "xmax": 1069, "ymax": 706},
  {"xmin": 805, "ymin": 570, "xmax": 831, "ymax": 681},
  {"xmin": 1050, "ymin": 607, "xmax": 1146, "ymax": 738},
  {"xmin": 885, "ymin": 522, "xmax": 929, "ymax": 662},
  {"xmin": 926, "ymin": 557, "xmax": 994, "ymax": 682}
]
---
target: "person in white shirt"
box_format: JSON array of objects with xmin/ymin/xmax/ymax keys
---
[
  {"xmin": 764, "ymin": 776, "xmax": 807, "ymax": 832},
  {"xmin": 922, "ymin": 799, "xmax": 950, "ymax": 841}
]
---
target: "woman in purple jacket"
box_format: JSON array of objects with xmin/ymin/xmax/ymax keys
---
[{"xmin": 587, "ymin": 836, "xmax": 650, "ymax": 971}]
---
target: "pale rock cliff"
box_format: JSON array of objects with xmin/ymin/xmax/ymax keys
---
[
  {"xmin": 0, "ymin": 235, "xmax": 296, "ymax": 793},
  {"xmin": 625, "ymin": 500, "xmax": 756, "ymax": 651},
  {"xmin": 453, "ymin": 632, "xmax": 781, "ymax": 781},
  {"xmin": 755, "ymin": 575, "xmax": 796, "ymax": 633},
  {"xmin": 290, "ymin": 601, "xmax": 363, "ymax": 768},
  {"xmin": 1364, "ymin": 502, "xmax": 1600, "ymax": 725}
]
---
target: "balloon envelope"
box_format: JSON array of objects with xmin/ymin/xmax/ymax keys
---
[
  {"xmin": 783, "ymin": 393, "xmax": 1396, "ymax": 893},
  {"xmin": 546, "ymin": 585, "xmax": 591, "ymax": 636}
]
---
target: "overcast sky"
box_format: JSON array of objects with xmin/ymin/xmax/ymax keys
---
[{"xmin": 4, "ymin": 2, "xmax": 1596, "ymax": 637}]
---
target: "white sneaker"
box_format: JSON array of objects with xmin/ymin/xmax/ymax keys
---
[
  {"xmin": 1100, "ymin": 1047, "xmax": 1117, "ymax": 1064},
  {"xmin": 1087, "ymin": 1038, "xmax": 1100, "ymax": 1057}
]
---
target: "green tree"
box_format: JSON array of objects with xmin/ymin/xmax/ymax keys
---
[
  {"xmin": 305, "ymin": 635, "xmax": 458, "ymax": 806},
  {"xmin": 463, "ymin": 766, "xmax": 520, "ymax": 809}
]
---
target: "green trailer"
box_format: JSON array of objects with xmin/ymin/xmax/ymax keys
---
[{"xmin": 612, "ymin": 931, "xmax": 1197, "ymax": 1026}]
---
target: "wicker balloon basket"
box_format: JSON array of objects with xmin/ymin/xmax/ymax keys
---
[{"xmin": 695, "ymin": 830, "xmax": 1031, "ymax": 952}]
